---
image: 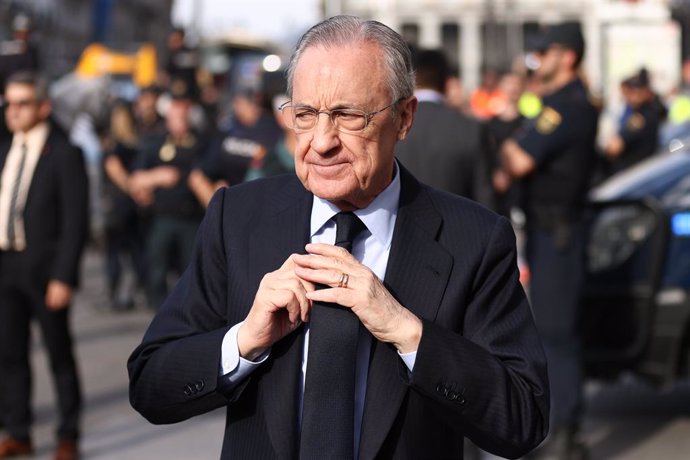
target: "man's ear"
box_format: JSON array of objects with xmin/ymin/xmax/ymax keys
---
[
  {"xmin": 397, "ymin": 96, "xmax": 417, "ymax": 141},
  {"xmin": 38, "ymin": 99, "xmax": 52, "ymax": 121},
  {"xmin": 563, "ymin": 49, "xmax": 578, "ymax": 71}
]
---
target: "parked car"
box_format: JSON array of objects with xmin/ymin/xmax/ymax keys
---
[{"xmin": 582, "ymin": 143, "xmax": 690, "ymax": 386}]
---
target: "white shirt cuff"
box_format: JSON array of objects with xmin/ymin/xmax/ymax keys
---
[
  {"xmin": 398, "ymin": 349, "xmax": 417, "ymax": 372},
  {"xmin": 220, "ymin": 322, "xmax": 269, "ymax": 384}
]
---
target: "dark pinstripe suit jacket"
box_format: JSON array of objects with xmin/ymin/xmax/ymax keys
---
[{"xmin": 128, "ymin": 166, "xmax": 549, "ymax": 459}]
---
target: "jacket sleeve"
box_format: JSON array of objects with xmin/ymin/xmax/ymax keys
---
[
  {"xmin": 128, "ymin": 189, "xmax": 238, "ymax": 424},
  {"xmin": 409, "ymin": 217, "xmax": 549, "ymax": 459},
  {"xmin": 50, "ymin": 143, "xmax": 89, "ymax": 286}
]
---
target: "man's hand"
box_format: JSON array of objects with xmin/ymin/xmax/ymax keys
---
[
  {"xmin": 45, "ymin": 280, "xmax": 73, "ymax": 311},
  {"xmin": 128, "ymin": 167, "xmax": 181, "ymax": 206},
  {"xmin": 605, "ymin": 135, "xmax": 624, "ymax": 159},
  {"xmin": 152, "ymin": 166, "xmax": 181, "ymax": 188},
  {"xmin": 293, "ymin": 244, "xmax": 422, "ymax": 353},
  {"xmin": 492, "ymin": 169, "xmax": 512, "ymax": 194},
  {"xmin": 128, "ymin": 171, "xmax": 155, "ymax": 206},
  {"xmin": 500, "ymin": 138, "xmax": 536, "ymax": 178},
  {"xmin": 238, "ymin": 255, "xmax": 315, "ymax": 361}
]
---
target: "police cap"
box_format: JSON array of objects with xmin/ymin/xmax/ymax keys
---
[
  {"xmin": 623, "ymin": 68, "xmax": 650, "ymax": 89},
  {"xmin": 532, "ymin": 22, "xmax": 585, "ymax": 61}
]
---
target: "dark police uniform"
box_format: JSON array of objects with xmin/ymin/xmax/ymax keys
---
[
  {"xmin": 515, "ymin": 77, "xmax": 599, "ymax": 433},
  {"xmin": 201, "ymin": 112, "xmax": 282, "ymax": 187},
  {"xmin": 481, "ymin": 113, "xmax": 525, "ymax": 216},
  {"xmin": 608, "ymin": 97, "xmax": 666, "ymax": 175},
  {"xmin": 135, "ymin": 133, "xmax": 206, "ymax": 309}
]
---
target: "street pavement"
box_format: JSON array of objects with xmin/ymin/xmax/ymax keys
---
[{"xmin": 9, "ymin": 247, "xmax": 690, "ymax": 459}]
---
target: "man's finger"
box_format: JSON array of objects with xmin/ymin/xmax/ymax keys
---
[
  {"xmin": 304, "ymin": 243, "xmax": 353, "ymax": 259},
  {"xmin": 294, "ymin": 266, "xmax": 346, "ymax": 289}
]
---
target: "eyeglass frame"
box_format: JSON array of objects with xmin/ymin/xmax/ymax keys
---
[
  {"xmin": 2, "ymin": 98, "xmax": 39, "ymax": 109},
  {"xmin": 278, "ymin": 98, "xmax": 404, "ymax": 133}
]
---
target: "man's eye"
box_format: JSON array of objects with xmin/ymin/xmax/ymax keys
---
[
  {"xmin": 295, "ymin": 110, "xmax": 317, "ymax": 120},
  {"xmin": 334, "ymin": 110, "xmax": 362, "ymax": 121}
]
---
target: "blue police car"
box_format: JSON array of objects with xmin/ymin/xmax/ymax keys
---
[{"xmin": 582, "ymin": 143, "xmax": 690, "ymax": 385}]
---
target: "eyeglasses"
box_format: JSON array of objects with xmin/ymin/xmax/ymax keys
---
[
  {"xmin": 3, "ymin": 98, "xmax": 37, "ymax": 109},
  {"xmin": 279, "ymin": 98, "xmax": 402, "ymax": 133}
]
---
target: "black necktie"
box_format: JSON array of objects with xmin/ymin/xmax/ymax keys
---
[
  {"xmin": 300, "ymin": 212, "xmax": 366, "ymax": 460},
  {"xmin": 6, "ymin": 143, "xmax": 27, "ymax": 248}
]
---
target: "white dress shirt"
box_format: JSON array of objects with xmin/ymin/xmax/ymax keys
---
[{"xmin": 219, "ymin": 163, "xmax": 417, "ymax": 454}]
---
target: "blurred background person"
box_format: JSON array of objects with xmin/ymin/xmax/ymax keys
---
[
  {"xmin": 480, "ymin": 70, "xmax": 527, "ymax": 216},
  {"xmin": 0, "ymin": 70, "xmax": 88, "ymax": 460},
  {"xmin": 100, "ymin": 100, "xmax": 149, "ymax": 312},
  {"xmin": 395, "ymin": 48, "xmax": 481, "ymax": 199},
  {"xmin": 444, "ymin": 65, "xmax": 471, "ymax": 114},
  {"xmin": 470, "ymin": 65, "xmax": 506, "ymax": 121},
  {"xmin": 163, "ymin": 27, "xmax": 199, "ymax": 101},
  {"xmin": 662, "ymin": 56, "xmax": 690, "ymax": 144},
  {"xmin": 0, "ymin": 13, "xmax": 40, "ymax": 141},
  {"xmin": 132, "ymin": 84, "xmax": 166, "ymax": 142},
  {"xmin": 499, "ymin": 23, "xmax": 599, "ymax": 460},
  {"xmin": 245, "ymin": 92, "xmax": 296, "ymax": 181},
  {"xmin": 0, "ymin": 13, "xmax": 40, "ymax": 94},
  {"xmin": 604, "ymin": 68, "xmax": 667, "ymax": 176},
  {"xmin": 129, "ymin": 91, "xmax": 206, "ymax": 310},
  {"xmin": 243, "ymin": 71, "xmax": 295, "ymax": 181},
  {"xmin": 188, "ymin": 88, "xmax": 282, "ymax": 207}
]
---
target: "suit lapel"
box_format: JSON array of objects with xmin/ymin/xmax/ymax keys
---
[
  {"xmin": 359, "ymin": 167, "xmax": 453, "ymax": 460},
  {"xmin": 0, "ymin": 139, "xmax": 13, "ymax": 187},
  {"xmin": 24, "ymin": 127, "xmax": 53, "ymax": 208},
  {"xmin": 250, "ymin": 178, "xmax": 312, "ymax": 460}
]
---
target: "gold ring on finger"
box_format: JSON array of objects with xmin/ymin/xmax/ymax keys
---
[{"xmin": 338, "ymin": 272, "xmax": 349, "ymax": 288}]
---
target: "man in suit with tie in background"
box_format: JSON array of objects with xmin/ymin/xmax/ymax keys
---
[
  {"xmin": 129, "ymin": 15, "xmax": 549, "ymax": 459},
  {"xmin": 0, "ymin": 71, "xmax": 88, "ymax": 460}
]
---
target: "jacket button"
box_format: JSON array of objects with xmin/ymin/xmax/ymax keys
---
[
  {"xmin": 436, "ymin": 383, "xmax": 448, "ymax": 396},
  {"xmin": 447, "ymin": 390, "xmax": 458, "ymax": 401},
  {"xmin": 195, "ymin": 380, "xmax": 205, "ymax": 392},
  {"xmin": 183, "ymin": 385, "xmax": 193, "ymax": 396}
]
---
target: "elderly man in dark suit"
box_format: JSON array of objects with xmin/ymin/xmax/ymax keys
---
[
  {"xmin": 129, "ymin": 16, "xmax": 548, "ymax": 460},
  {"xmin": 0, "ymin": 71, "xmax": 88, "ymax": 460}
]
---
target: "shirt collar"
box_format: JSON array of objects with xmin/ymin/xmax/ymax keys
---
[
  {"xmin": 310, "ymin": 162, "xmax": 400, "ymax": 249},
  {"xmin": 12, "ymin": 121, "xmax": 49, "ymax": 153},
  {"xmin": 414, "ymin": 88, "xmax": 445, "ymax": 104}
]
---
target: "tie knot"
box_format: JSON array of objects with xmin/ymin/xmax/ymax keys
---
[{"xmin": 334, "ymin": 212, "xmax": 365, "ymax": 253}]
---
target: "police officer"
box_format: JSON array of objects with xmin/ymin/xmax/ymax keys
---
[
  {"xmin": 498, "ymin": 23, "xmax": 598, "ymax": 460},
  {"xmin": 604, "ymin": 68, "xmax": 667, "ymax": 176},
  {"xmin": 165, "ymin": 28, "xmax": 199, "ymax": 100},
  {"xmin": 188, "ymin": 89, "xmax": 282, "ymax": 206},
  {"xmin": 129, "ymin": 90, "xmax": 206, "ymax": 310}
]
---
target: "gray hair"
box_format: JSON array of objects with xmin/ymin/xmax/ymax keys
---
[
  {"xmin": 286, "ymin": 15, "xmax": 415, "ymax": 105},
  {"xmin": 5, "ymin": 70, "xmax": 49, "ymax": 101}
]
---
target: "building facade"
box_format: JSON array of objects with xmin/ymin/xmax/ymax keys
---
[{"xmin": 332, "ymin": 0, "xmax": 678, "ymax": 102}]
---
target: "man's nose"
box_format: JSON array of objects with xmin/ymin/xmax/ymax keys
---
[{"xmin": 310, "ymin": 114, "xmax": 340, "ymax": 154}]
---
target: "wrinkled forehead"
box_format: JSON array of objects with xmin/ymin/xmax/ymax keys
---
[{"xmin": 291, "ymin": 43, "xmax": 390, "ymax": 105}]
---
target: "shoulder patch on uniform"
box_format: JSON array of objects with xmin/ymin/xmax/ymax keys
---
[
  {"xmin": 536, "ymin": 106, "xmax": 562, "ymax": 134},
  {"xmin": 626, "ymin": 112, "xmax": 645, "ymax": 131}
]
